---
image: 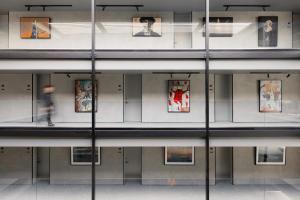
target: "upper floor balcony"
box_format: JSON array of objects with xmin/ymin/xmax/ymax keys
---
[{"xmin": 0, "ymin": 0, "xmax": 299, "ymax": 52}]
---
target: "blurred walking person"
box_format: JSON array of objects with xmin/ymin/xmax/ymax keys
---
[{"xmin": 42, "ymin": 85, "xmax": 55, "ymax": 126}]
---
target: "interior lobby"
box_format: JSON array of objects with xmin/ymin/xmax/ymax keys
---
[{"xmin": 0, "ymin": 0, "xmax": 300, "ymax": 200}]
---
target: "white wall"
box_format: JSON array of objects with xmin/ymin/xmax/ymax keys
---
[
  {"xmin": 0, "ymin": 74, "xmax": 32, "ymax": 122},
  {"xmin": 50, "ymin": 147, "xmax": 123, "ymax": 184},
  {"xmin": 0, "ymin": 14, "xmax": 8, "ymax": 49},
  {"xmin": 142, "ymin": 147, "xmax": 215, "ymax": 185},
  {"xmin": 96, "ymin": 11, "xmax": 174, "ymax": 49},
  {"xmin": 0, "ymin": 147, "xmax": 33, "ymax": 185},
  {"xmin": 192, "ymin": 11, "xmax": 293, "ymax": 49},
  {"xmin": 142, "ymin": 74, "xmax": 214, "ymax": 123},
  {"xmin": 233, "ymin": 147, "xmax": 300, "ymax": 185},
  {"xmin": 9, "ymin": 11, "xmax": 91, "ymax": 49},
  {"xmin": 233, "ymin": 74, "xmax": 300, "ymax": 123},
  {"xmin": 51, "ymin": 74, "xmax": 123, "ymax": 123}
]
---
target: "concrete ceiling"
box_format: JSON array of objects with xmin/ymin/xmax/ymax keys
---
[{"xmin": 0, "ymin": 0, "xmax": 299, "ymax": 12}]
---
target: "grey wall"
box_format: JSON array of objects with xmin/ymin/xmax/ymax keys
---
[
  {"xmin": 0, "ymin": 74, "xmax": 32, "ymax": 122},
  {"xmin": 215, "ymin": 74, "xmax": 232, "ymax": 122},
  {"xmin": 233, "ymin": 147, "xmax": 300, "ymax": 184},
  {"xmin": 9, "ymin": 11, "xmax": 91, "ymax": 49},
  {"xmin": 233, "ymin": 74, "xmax": 300, "ymax": 122},
  {"xmin": 50, "ymin": 147, "xmax": 123, "ymax": 184},
  {"xmin": 96, "ymin": 11, "xmax": 174, "ymax": 49},
  {"xmin": 142, "ymin": 74, "xmax": 215, "ymax": 123},
  {"xmin": 193, "ymin": 11, "xmax": 293, "ymax": 49},
  {"xmin": 52, "ymin": 74, "xmax": 123, "ymax": 123},
  {"xmin": 142, "ymin": 147, "xmax": 216, "ymax": 185},
  {"xmin": 0, "ymin": 147, "xmax": 32, "ymax": 184}
]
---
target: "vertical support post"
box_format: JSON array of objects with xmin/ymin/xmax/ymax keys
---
[
  {"xmin": 91, "ymin": 0, "xmax": 96, "ymax": 200},
  {"xmin": 205, "ymin": 0, "xmax": 210, "ymax": 199}
]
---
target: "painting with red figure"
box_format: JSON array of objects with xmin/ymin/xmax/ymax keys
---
[{"xmin": 168, "ymin": 80, "xmax": 190, "ymax": 113}]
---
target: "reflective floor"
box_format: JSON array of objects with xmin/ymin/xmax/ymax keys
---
[{"xmin": 0, "ymin": 180, "xmax": 299, "ymax": 200}]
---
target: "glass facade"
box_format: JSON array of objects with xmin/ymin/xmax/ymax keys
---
[{"xmin": 0, "ymin": 0, "xmax": 300, "ymax": 200}]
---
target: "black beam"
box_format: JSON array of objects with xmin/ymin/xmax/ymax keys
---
[
  {"xmin": 0, "ymin": 127, "xmax": 299, "ymax": 138},
  {"xmin": 25, "ymin": 5, "xmax": 73, "ymax": 11},
  {"xmin": 223, "ymin": 4, "xmax": 270, "ymax": 11},
  {"xmin": 96, "ymin": 5, "xmax": 144, "ymax": 11}
]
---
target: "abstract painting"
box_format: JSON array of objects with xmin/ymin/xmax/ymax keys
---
[
  {"xmin": 258, "ymin": 16, "xmax": 278, "ymax": 47},
  {"xmin": 203, "ymin": 17, "xmax": 233, "ymax": 37},
  {"xmin": 20, "ymin": 17, "xmax": 51, "ymax": 39},
  {"xmin": 133, "ymin": 17, "xmax": 162, "ymax": 37},
  {"xmin": 256, "ymin": 147, "xmax": 286, "ymax": 165},
  {"xmin": 71, "ymin": 147, "xmax": 100, "ymax": 165},
  {"xmin": 259, "ymin": 80, "xmax": 282, "ymax": 112},
  {"xmin": 168, "ymin": 80, "xmax": 190, "ymax": 113},
  {"xmin": 165, "ymin": 147, "xmax": 194, "ymax": 165},
  {"xmin": 75, "ymin": 80, "xmax": 97, "ymax": 112}
]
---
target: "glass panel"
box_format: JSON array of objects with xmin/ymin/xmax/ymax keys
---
[
  {"xmin": 211, "ymin": 146, "xmax": 300, "ymax": 200},
  {"xmin": 212, "ymin": 71, "xmax": 300, "ymax": 128},
  {"xmin": 0, "ymin": 0, "xmax": 91, "ymax": 49},
  {"xmin": 95, "ymin": 0, "xmax": 206, "ymax": 49},
  {"xmin": 94, "ymin": 72, "xmax": 207, "ymax": 129},
  {"xmin": 95, "ymin": 146, "xmax": 206, "ymax": 200},
  {"xmin": 209, "ymin": 0, "xmax": 299, "ymax": 49},
  {"xmin": 0, "ymin": 146, "xmax": 92, "ymax": 200}
]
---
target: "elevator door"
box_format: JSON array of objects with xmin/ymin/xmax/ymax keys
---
[{"xmin": 124, "ymin": 147, "xmax": 142, "ymax": 183}]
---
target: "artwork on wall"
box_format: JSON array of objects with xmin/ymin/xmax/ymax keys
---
[
  {"xmin": 75, "ymin": 80, "xmax": 97, "ymax": 112},
  {"xmin": 256, "ymin": 147, "xmax": 286, "ymax": 165},
  {"xmin": 258, "ymin": 16, "xmax": 278, "ymax": 47},
  {"xmin": 168, "ymin": 80, "xmax": 190, "ymax": 113},
  {"xmin": 20, "ymin": 17, "xmax": 51, "ymax": 39},
  {"xmin": 202, "ymin": 17, "xmax": 233, "ymax": 37},
  {"xmin": 259, "ymin": 80, "xmax": 282, "ymax": 112},
  {"xmin": 71, "ymin": 147, "xmax": 100, "ymax": 165},
  {"xmin": 165, "ymin": 147, "xmax": 194, "ymax": 165},
  {"xmin": 132, "ymin": 17, "xmax": 162, "ymax": 37}
]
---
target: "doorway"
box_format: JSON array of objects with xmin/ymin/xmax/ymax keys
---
[
  {"xmin": 215, "ymin": 147, "xmax": 233, "ymax": 184},
  {"xmin": 36, "ymin": 147, "xmax": 50, "ymax": 182},
  {"xmin": 123, "ymin": 147, "xmax": 142, "ymax": 183}
]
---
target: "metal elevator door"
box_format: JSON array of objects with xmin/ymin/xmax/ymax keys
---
[{"xmin": 124, "ymin": 147, "xmax": 142, "ymax": 183}]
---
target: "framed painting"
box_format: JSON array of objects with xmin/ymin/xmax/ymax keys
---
[
  {"xmin": 71, "ymin": 147, "xmax": 100, "ymax": 165},
  {"xmin": 75, "ymin": 80, "xmax": 97, "ymax": 112},
  {"xmin": 165, "ymin": 147, "xmax": 194, "ymax": 165},
  {"xmin": 168, "ymin": 80, "xmax": 190, "ymax": 113},
  {"xmin": 133, "ymin": 16, "xmax": 162, "ymax": 37},
  {"xmin": 256, "ymin": 147, "xmax": 286, "ymax": 165},
  {"xmin": 203, "ymin": 17, "xmax": 233, "ymax": 37},
  {"xmin": 259, "ymin": 80, "xmax": 282, "ymax": 112},
  {"xmin": 258, "ymin": 16, "xmax": 278, "ymax": 47},
  {"xmin": 20, "ymin": 17, "xmax": 51, "ymax": 39}
]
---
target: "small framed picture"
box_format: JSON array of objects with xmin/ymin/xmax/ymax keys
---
[
  {"xmin": 132, "ymin": 16, "xmax": 162, "ymax": 37},
  {"xmin": 20, "ymin": 17, "xmax": 51, "ymax": 39},
  {"xmin": 165, "ymin": 147, "xmax": 194, "ymax": 165},
  {"xmin": 71, "ymin": 147, "xmax": 100, "ymax": 165},
  {"xmin": 259, "ymin": 80, "xmax": 282, "ymax": 112},
  {"xmin": 258, "ymin": 16, "xmax": 278, "ymax": 47},
  {"xmin": 168, "ymin": 80, "xmax": 190, "ymax": 113},
  {"xmin": 256, "ymin": 147, "xmax": 286, "ymax": 165}
]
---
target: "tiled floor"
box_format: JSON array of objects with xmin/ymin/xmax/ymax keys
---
[{"xmin": 0, "ymin": 181, "xmax": 299, "ymax": 200}]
